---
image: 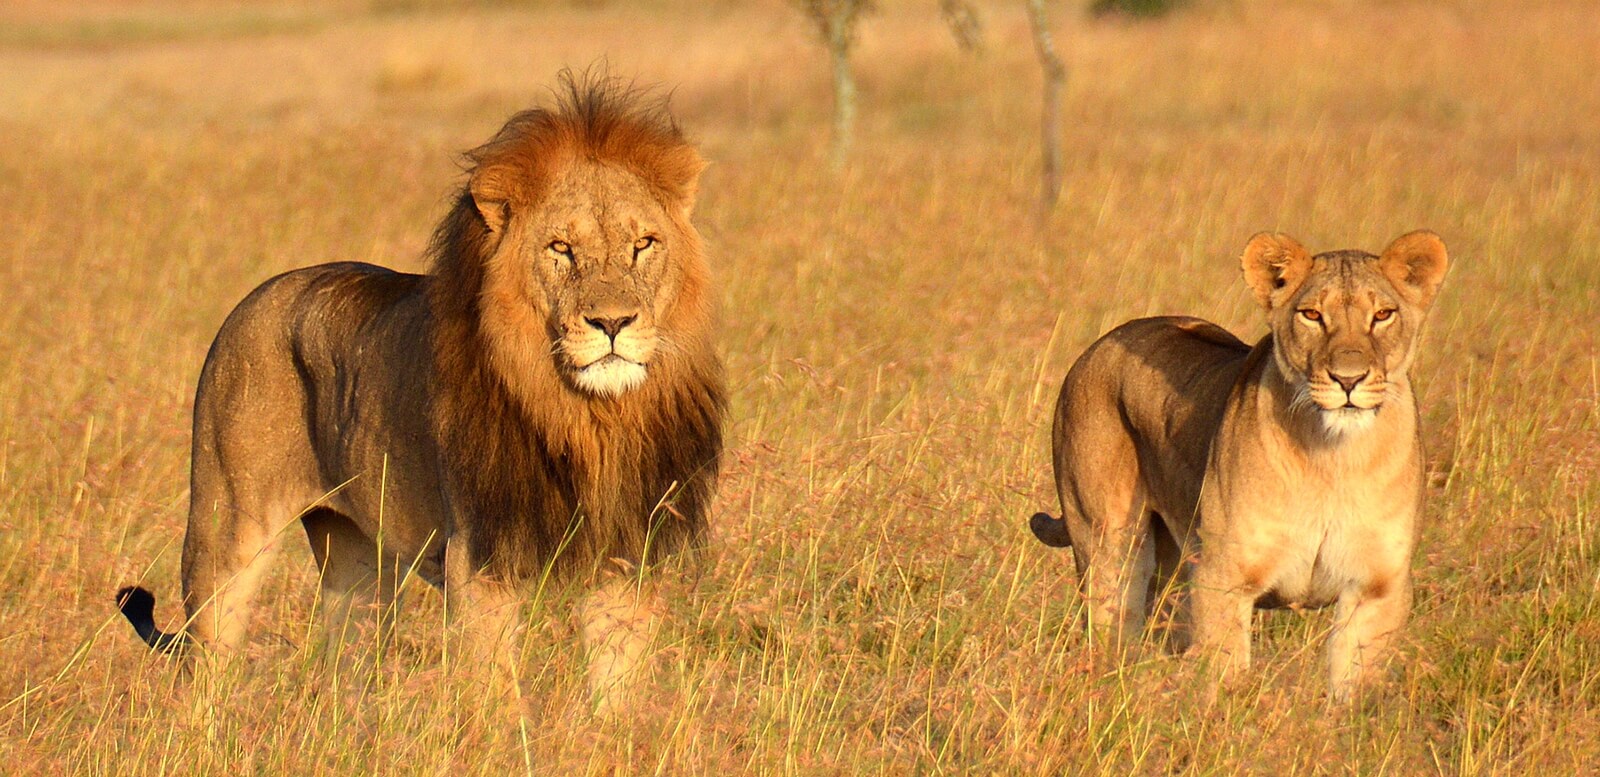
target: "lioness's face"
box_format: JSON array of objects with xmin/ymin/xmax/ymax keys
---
[
  {"xmin": 1242, "ymin": 231, "xmax": 1449, "ymax": 435},
  {"xmin": 516, "ymin": 161, "xmax": 687, "ymax": 397},
  {"xmin": 1273, "ymin": 252, "xmax": 1416, "ymax": 431}
]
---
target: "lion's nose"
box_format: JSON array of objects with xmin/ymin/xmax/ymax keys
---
[
  {"xmin": 1329, "ymin": 370, "xmax": 1368, "ymax": 394},
  {"xmin": 585, "ymin": 314, "xmax": 637, "ymax": 340}
]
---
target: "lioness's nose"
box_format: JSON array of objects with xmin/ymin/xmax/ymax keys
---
[
  {"xmin": 585, "ymin": 314, "xmax": 637, "ymax": 340},
  {"xmin": 1329, "ymin": 370, "xmax": 1367, "ymax": 393}
]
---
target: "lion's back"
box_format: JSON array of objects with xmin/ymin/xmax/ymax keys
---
[
  {"xmin": 192, "ymin": 263, "xmax": 439, "ymax": 537},
  {"xmin": 199, "ymin": 262, "xmax": 426, "ymax": 398}
]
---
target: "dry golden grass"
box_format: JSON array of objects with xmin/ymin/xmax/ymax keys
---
[{"xmin": 2, "ymin": 0, "xmax": 1598, "ymax": 772}]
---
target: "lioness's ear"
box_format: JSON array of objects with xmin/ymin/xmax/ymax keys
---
[
  {"xmin": 1241, "ymin": 232, "xmax": 1313, "ymax": 309},
  {"xmin": 468, "ymin": 166, "xmax": 512, "ymax": 234},
  {"xmin": 1378, "ymin": 230, "xmax": 1449, "ymax": 308}
]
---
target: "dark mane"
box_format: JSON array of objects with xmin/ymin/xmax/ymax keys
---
[{"xmin": 424, "ymin": 71, "xmax": 724, "ymax": 583}]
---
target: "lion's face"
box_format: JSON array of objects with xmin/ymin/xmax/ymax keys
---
[
  {"xmin": 526, "ymin": 163, "xmax": 682, "ymax": 396},
  {"xmin": 481, "ymin": 160, "xmax": 696, "ymax": 398},
  {"xmin": 1242, "ymin": 231, "xmax": 1449, "ymax": 435}
]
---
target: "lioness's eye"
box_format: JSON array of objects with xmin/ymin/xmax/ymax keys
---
[
  {"xmin": 1373, "ymin": 308, "xmax": 1396, "ymax": 323},
  {"xmin": 1298, "ymin": 309, "xmax": 1322, "ymax": 323}
]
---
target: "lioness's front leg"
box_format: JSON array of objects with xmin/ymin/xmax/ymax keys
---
[
  {"xmin": 1327, "ymin": 574, "xmax": 1411, "ymax": 703},
  {"xmin": 580, "ymin": 575, "xmax": 663, "ymax": 716},
  {"xmin": 1189, "ymin": 559, "xmax": 1259, "ymax": 687}
]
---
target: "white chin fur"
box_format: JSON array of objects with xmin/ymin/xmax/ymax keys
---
[
  {"xmin": 1320, "ymin": 407, "xmax": 1377, "ymax": 436},
  {"xmin": 573, "ymin": 358, "xmax": 648, "ymax": 397}
]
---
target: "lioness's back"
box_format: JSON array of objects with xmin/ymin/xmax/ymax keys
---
[
  {"xmin": 1065, "ymin": 316, "xmax": 1248, "ymax": 396},
  {"xmin": 1056, "ymin": 316, "xmax": 1251, "ymax": 465}
]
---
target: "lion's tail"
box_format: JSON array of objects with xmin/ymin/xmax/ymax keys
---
[
  {"xmin": 1029, "ymin": 512, "xmax": 1074, "ymax": 548},
  {"xmin": 115, "ymin": 586, "xmax": 190, "ymax": 655}
]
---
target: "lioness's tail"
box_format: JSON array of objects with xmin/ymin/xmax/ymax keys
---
[
  {"xmin": 1029, "ymin": 512, "xmax": 1074, "ymax": 548},
  {"xmin": 115, "ymin": 586, "xmax": 189, "ymax": 654}
]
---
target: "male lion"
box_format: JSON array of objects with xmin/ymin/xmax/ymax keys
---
[
  {"xmin": 115, "ymin": 75, "xmax": 725, "ymax": 711},
  {"xmin": 1030, "ymin": 230, "xmax": 1448, "ymax": 701}
]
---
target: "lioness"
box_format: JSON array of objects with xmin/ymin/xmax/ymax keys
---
[
  {"xmin": 1030, "ymin": 230, "xmax": 1448, "ymax": 701},
  {"xmin": 115, "ymin": 74, "xmax": 725, "ymax": 712}
]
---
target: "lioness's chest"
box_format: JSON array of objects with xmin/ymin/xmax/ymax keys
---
[{"xmin": 1230, "ymin": 478, "xmax": 1414, "ymax": 609}]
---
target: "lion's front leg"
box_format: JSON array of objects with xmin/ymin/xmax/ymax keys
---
[
  {"xmin": 1327, "ymin": 574, "xmax": 1411, "ymax": 703},
  {"xmin": 580, "ymin": 575, "xmax": 663, "ymax": 717},
  {"xmin": 443, "ymin": 538, "xmax": 526, "ymax": 705}
]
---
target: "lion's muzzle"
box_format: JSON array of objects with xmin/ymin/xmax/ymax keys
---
[{"xmin": 560, "ymin": 304, "xmax": 658, "ymax": 397}]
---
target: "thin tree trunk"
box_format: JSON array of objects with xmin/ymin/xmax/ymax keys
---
[
  {"xmin": 1024, "ymin": 0, "xmax": 1066, "ymax": 216},
  {"xmin": 827, "ymin": 13, "xmax": 857, "ymax": 171}
]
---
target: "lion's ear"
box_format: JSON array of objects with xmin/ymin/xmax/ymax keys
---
[
  {"xmin": 1241, "ymin": 232, "xmax": 1313, "ymax": 309},
  {"xmin": 655, "ymin": 146, "xmax": 708, "ymax": 215},
  {"xmin": 469, "ymin": 166, "xmax": 512, "ymax": 234},
  {"xmin": 1378, "ymin": 230, "xmax": 1449, "ymax": 308}
]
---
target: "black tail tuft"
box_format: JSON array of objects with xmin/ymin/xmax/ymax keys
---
[
  {"xmin": 116, "ymin": 586, "xmax": 155, "ymax": 621},
  {"xmin": 116, "ymin": 586, "xmax": 188, "ymax": 655},
  {"xmin": 1029, "ymin": 512, "xmax": 1074, "ymax": 548}
]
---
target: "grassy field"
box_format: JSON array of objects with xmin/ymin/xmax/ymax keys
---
[{"xmin": 2, "ymin": 0, "xmax": 1597, "ymax": 772}]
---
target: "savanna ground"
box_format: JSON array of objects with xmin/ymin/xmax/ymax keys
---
[{"xmin": 2, "ymin": 0, "xmax": 1597, "ymax": 773}]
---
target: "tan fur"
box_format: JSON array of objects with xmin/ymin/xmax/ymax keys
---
[
  {"xmin": 117, "ymin": 74, "xmax": 725, "ymax": 713},
  {"xmin": 1031, "ymin": 230, "xmax": 1448, "ymax": 701}
]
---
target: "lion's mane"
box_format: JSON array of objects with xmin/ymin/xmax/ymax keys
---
[{"xmin": 426, "ymin": 75, "xmax": 725, "ymax": 582}]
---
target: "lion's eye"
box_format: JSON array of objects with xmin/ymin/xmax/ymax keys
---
[
  {"xmin": 547, "ymin": 240, "xmax": 573, "ymax": 267},
  {"xmin": 1373, "ymin": 308, "xmax": 1396, "ymax": 323},
  {"xmin": 633, "ymin": 236, "xmax": 657, "ymax": 254},
  {"xmin": 1298, "ymin": 309, "xmax": 1322, "ymax": 323}
]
